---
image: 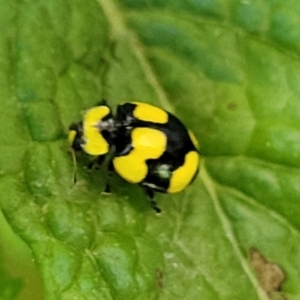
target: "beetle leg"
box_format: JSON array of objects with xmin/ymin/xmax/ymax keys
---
[
  {"xmin": 103, "ymin": 184, "xmax": 111, "ymax": 194},
  {"xmin": 144, "ymin": 189, "xmax": 161, "ymax": 213},
  {"xmin": 102, "ymin": 159, "xmax": 114, "ymax": 195},
  {"xmin": 97, "ymin": 99, "xmax": 108, "ymax": 106},
  {"xmin": 88, "ymin": 154, "xmax": 106, "ymax": 170},
  {"xmin": 87, "ymin": 155, "xmax": 112, "ymax": 194}
]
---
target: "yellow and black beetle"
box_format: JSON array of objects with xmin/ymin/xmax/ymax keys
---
[{"xmin": 68, "ymin": 100, "xmax": 200, "ymax": 212}]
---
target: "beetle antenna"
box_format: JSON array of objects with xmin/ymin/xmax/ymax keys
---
[{"xmin": 70, "ymin": 148, "xmax": 78, "ymax": 184}]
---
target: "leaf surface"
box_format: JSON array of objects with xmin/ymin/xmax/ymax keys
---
[{"xmin": 1, "ymin": 0, "xmax": 300, "ymax": 299}]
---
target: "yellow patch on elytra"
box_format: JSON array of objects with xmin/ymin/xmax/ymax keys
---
[
  {"xmin": 113, "ymin": 128, "xmax": 167, "ymax": 183},
  {"xmin": 132, "ymin": 102, "xmax": 168, "ymax": 124},
  {"xmin": 168, "ymin": 151, "xmax": 199, "ymax": 193}
]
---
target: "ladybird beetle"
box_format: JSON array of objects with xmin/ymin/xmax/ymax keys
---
[{"xmin": 68, "ymin": 100, "xmax": 200, "ymax": 212}]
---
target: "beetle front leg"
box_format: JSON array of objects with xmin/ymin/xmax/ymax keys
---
[
  {"xmin": 102, "ymin": 159, "xmax": 114, "ymax": 194},
  {"xmin": 88, "ymin": 154, "xmax": 106, "ymax": 170}
]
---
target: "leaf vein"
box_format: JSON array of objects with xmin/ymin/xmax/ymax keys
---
[{"xmin": 200, "ymin": 165, "xmax": 270, "ymax": 300}]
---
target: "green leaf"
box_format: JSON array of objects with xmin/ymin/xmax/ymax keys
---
[
  {"xmin": 0, "ymin": 211, "xmax": 44, "ymax": 300},
  {"xmin": 0, "ymin": 0, "xmax": 299, "ymax": 299},
  {"xmin": 0, "ymin": 260, "xmax": 23, "ymax": 300}
]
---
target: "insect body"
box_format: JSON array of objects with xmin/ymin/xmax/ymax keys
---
[{"xmin": 69, "ymin": 101, "xmax": 200, "ymax": 212}]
